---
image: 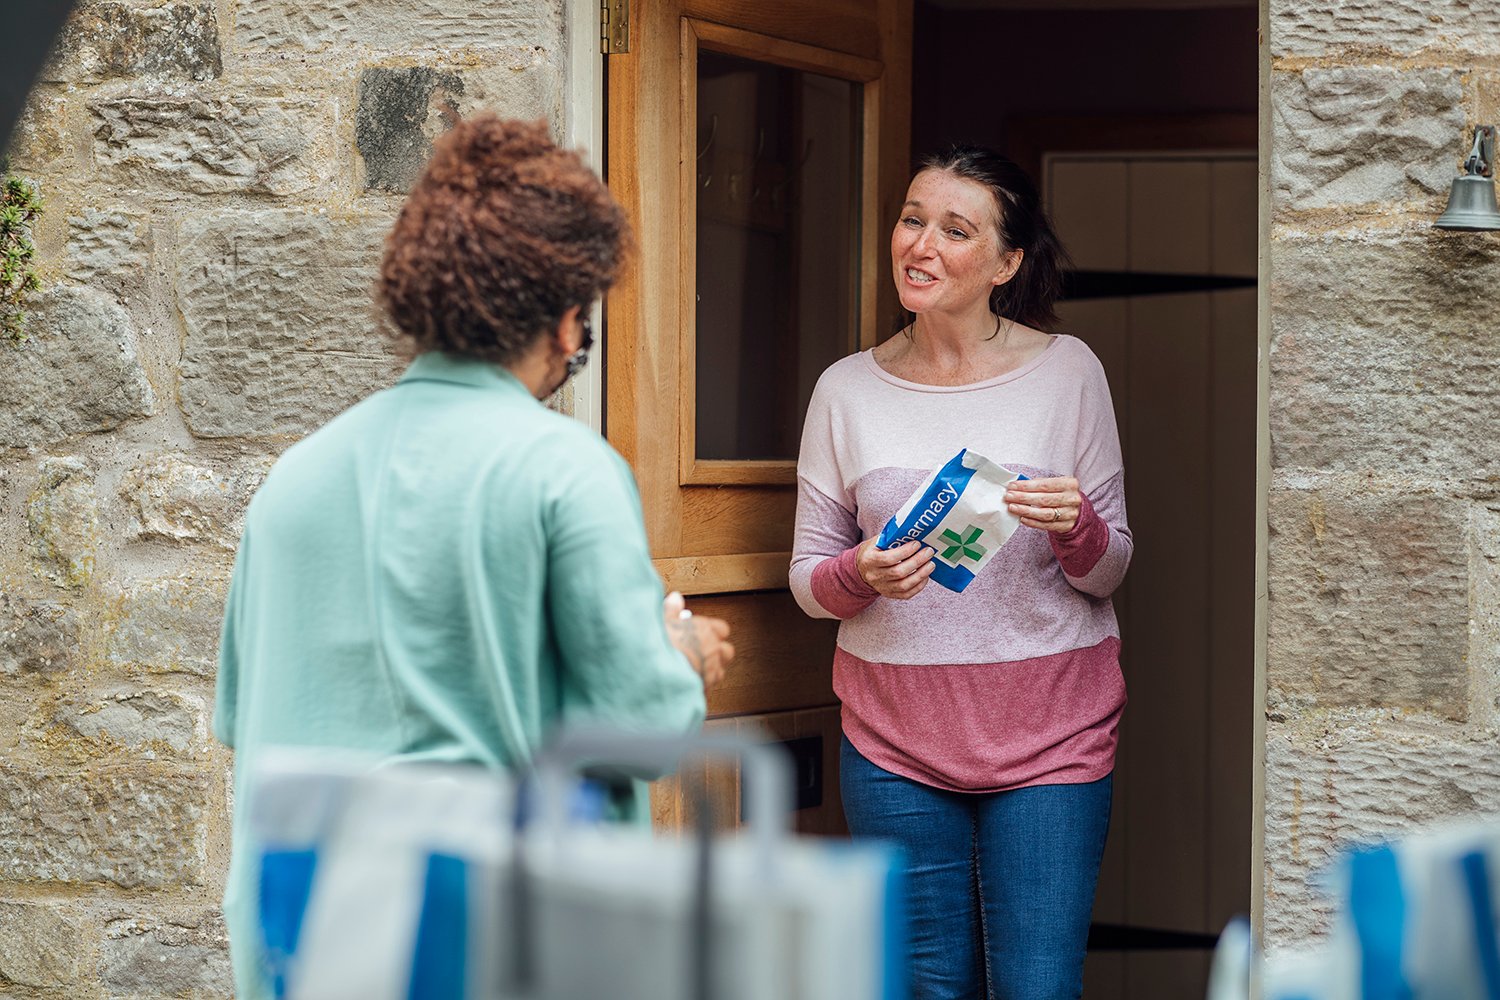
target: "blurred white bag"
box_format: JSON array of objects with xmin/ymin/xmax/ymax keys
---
[
  {"xmin": 249, "ymin": 730, "xmax": 908, "ymax": 1000},
  {"xmin": 1206, "ymin": 817, "xmax": 1500, "ymax": 1000}
]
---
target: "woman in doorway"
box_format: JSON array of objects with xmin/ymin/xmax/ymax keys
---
[
  {"xmin": 215, "ymin": 116, "xmax": 735, "ymax": 1000},
  {"xmin": 790, "ymin": 144, "xmax": 1130, "ymax": 1000}
]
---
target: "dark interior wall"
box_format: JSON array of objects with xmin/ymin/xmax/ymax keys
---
[{"xmin": 910, "ymin": 4, "xmax": 1258, "ymax": 166}]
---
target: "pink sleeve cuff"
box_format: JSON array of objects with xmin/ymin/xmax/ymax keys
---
[
  {"xmin": 810, "ymin": 544, "xmax": 881, "ymax": 619},
  {"xmin": 1049, "ymin": 493, "xmax": 1110, "ymax": 579}
]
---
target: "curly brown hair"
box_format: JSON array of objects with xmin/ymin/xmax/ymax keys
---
[{"xmin": 378, "ymin": 115, "xmax": 630, "ymax": 364}]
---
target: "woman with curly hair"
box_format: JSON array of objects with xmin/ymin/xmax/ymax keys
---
[{"xmin": 213, "ymin": 115, "xmax": 734, "ymax": 999}]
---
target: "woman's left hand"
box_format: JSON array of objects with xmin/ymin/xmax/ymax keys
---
[{"xmin": 1005, "ymin": 477, "xmax": 1082, "ymax": 533}]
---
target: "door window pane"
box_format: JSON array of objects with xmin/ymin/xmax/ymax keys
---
[{"xmin": 694, "ymin": 50, "xmax": 862, "ymax": 461}]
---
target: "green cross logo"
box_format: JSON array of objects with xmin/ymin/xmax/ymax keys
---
[{"xmin": 939, "ymin": 525, "xmax": 986, "ymax": 564}]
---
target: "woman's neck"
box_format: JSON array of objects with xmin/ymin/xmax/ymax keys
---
[
  {"xmin": 875, "ymin": 307, "xmax": 1052, "ymax": 387},
  {"xmin": 909, "ymin": 306, "xmax": 1007, "ymax": 363}
]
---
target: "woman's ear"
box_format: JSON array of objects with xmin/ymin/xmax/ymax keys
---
[
  {"xmin": 992, "ymin": 248, "xmax": 1024, "ymax": 287},
  {"xmin": 553, "ymin": 304, "xmax": 584, "ymax": 355}
]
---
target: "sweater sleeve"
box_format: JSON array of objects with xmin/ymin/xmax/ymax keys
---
[
  {"xmin": 789, "ymin": 369, "xmax": 880, "ymax": 621},
  {"xmin": 1048, "ymin": 349, "xmax": 1132, "ymax": 598},
  {"xmin": 1049, "ymin": 471, "xmax": 1131, "ymax": 597},
  {"xmin": 544, "ymin": 440, "xmax": 707, "ymax": 738},
  {"xmin": 791, "ymin": 479, "xmax": 880, "ymax": 620}
]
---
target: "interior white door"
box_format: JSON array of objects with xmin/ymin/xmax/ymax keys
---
[{"xmin": 1047, "ymin": 151, "xmax": 1257, "ymax": 1000}]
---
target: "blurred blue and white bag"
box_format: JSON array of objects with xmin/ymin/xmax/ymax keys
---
[
  {"xmin": 250, "ymin": 731, "xmax": 908, "ymax": 1000},
  {"xmin": 1207, "ymin": 817, "xmax": 1500, "ymax": 1000},
  {"xmin": 251, "ymin": 751, "xmax": 518, "ymax": 1000},
  {"xmin": 874, "ymin": 449, "xmax": 1024, "ymax": 593}
]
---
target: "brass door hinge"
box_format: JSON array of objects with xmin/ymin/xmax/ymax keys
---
[{"xmin": 602, "ymin": 0, "xmax": 629, "ymax": 54}]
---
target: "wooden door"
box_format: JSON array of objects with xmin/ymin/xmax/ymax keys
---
[{"xmin": 605, "ymin": 0, "xmax": 912, "ymax": 834}]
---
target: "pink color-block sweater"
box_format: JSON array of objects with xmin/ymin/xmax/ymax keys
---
[{"xmin": 791, "ymin": 335, "xmax": 1131, "ymax": 792}]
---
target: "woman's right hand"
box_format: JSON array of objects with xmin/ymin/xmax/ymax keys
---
[
  {"xmin": 663, "ymin": 592, "xmax": 734, "ymax": 689},
  {"xmin": 856, "ymin": 537, "xmax": 936, "ymax": 600}
]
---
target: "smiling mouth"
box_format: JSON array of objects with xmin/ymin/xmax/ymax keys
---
[{"xmin": 905, "ymin": 267, "xmax": 936, "ymax": 285}]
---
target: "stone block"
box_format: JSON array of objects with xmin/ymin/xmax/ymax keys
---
[
  {"xmin": 0, "ymin": 902, "xmax": 95, "ymax": 991},
  {"xmin": 545, "ymin": 378, "xmax": 575, "ymax": 418},
  {"xmin": 27, "ymin": 457, "xmax": 100, "ymax": 591},
  {"xmin": 1271, "ymin": 68, "xmax": 1462, "ymax": 213},
  {"xmin": 1271, "ymin": 0, "xmax": 1500, "ymax": 58},
  {"xmin": 102, "ymin": 910, "xmax": 232, "ymax": 998},
  {"xmin": 120, "ymin": 454, "xmax": 270, "ymax": 549},
  {"xmin": 3, "ymin": 92, "xmax": 72, "ymax": 172},
  {"xmin": 45, "ymin": 688, "xmax": 204, "ymax": 757},
  {"xmin": 1470, "ymin": 505, "xmax": 1500, "ymax": 728},
  {"xmin": 356, "ymin": 59, "xmax": 562, "ymax": 193},
  {"xmin": 463, "ymin": 57, "xmax": 564, "ymax": 126},
  {"xmin": 356, "ymin": 67, "xmax": 465, "ymax": 193},
  {"xmin": 1269, "ymin": 229, "xmax": 1500, "ymax": 474},
  {"xmin": 91, "ymin": 95, "xmax": 332, "ymax": 197},
  {"xmin": 1267, "ymin": 483, "xmax": 1470, "ymax": 718},
  {"xmin": 0, "ymin": 769, "xmax": 206, "ymax": 888},
  {"xmin": 0, "ymin": 286, "xmax": 155, "ymax": 449},
  {"xmin": 176, "ymin": 210, "xmax": 403, "ymax": 437},
  {"xmin": 105, "ymin": 574, "xmax": 227, "ymax": 678},
  {"xmin": 66, "ymin": 208, "xmax": 149, "ymax": 292},
  {"xmin": 237, "ymin": 0, "xmax": 563, "ymax": 54},
  {"xmin": 0, "ymin": 596, "xmax": 79, "ymax": 678},
  {"xmin": 45, "ymin": 0, "xmax": 221, "ymax": 82},
  {"xmin": 1262, "ymin": 717, "xmax": 1500, "ymax": 947},
  {"xmin": 1480, "ymin": 73, "xmax": 1500, "ymax": 137}
]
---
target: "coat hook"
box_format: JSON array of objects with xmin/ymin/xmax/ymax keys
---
[
  {"xmin": 768, "ymin": 142, "xmax": 814, "ymax": 205},
  {"xmin": 796, "ymin": 139, "xmax": 814, "ymax": 171},
  {"xmin": 697, "ymin": 114, "xmax": 718, "ymax": 160}
]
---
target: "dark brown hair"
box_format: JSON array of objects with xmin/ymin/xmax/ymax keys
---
[
  {"xmin": 912, "ymin": 143, "xmax": 1072, "ymax": 331},
  {"xmin": 378, "ymin": 115, "xmax": 629, "ymax": 364}
]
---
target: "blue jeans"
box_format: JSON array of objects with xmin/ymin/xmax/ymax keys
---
[{"xmin": 840, "ymin": 736, "xmax": 1112, "ymax": 1000}]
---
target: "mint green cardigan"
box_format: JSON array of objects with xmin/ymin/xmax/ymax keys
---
[{"xmin": 213, "ymin": 352, "xmax": 705, "ymax": 998}]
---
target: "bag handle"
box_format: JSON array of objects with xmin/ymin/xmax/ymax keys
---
[{"xmin": 533, "ymin": 726, "xmax": 793, "ymax": 869}]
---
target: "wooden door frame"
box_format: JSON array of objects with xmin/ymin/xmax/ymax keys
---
[
  {"xmin": 1254, "ymin": 0, "xmax": 1270, "ymax": 943},
  {"xmin": 563, "ymin": 0, "xmax": 606, "ymax": 434}
]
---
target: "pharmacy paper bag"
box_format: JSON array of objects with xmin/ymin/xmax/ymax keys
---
[{"xmin": 875, "ymin": 448, "xmax": 1024, "ymax": 592}]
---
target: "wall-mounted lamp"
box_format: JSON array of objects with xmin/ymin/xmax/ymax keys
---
[{"xmin": 1435, "ymin": 125, "xmax": 1500, "ymax": 230}]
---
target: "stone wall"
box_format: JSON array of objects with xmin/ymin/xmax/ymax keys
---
[
  {"xmin": 10, "ymin": 0, "xmax": 1500, "ymax": 988},
  {"xmin": 1, "ymin": 1, "xmax": 566, "ymax": 995},
  {"xmin": 1266, "ymin": 0, "xmax": 1500, "ymax": 946}
]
